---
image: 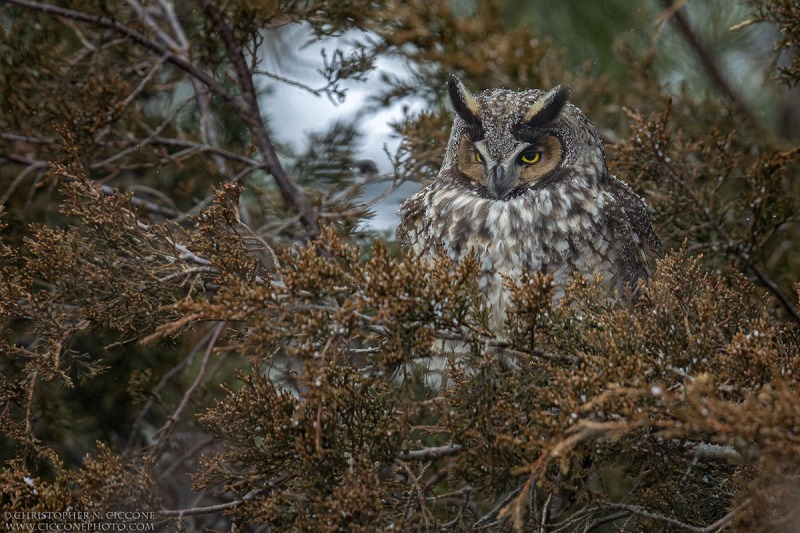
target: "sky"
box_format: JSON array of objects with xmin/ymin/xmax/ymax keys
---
[{"xmin": 259, "ymin": 26, "xmax": 425, "ymax": 233}]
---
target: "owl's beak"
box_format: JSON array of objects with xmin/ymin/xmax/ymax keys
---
[{"xmin": 486, "ymin": 165, "xmax": 517, "ymax": 200}]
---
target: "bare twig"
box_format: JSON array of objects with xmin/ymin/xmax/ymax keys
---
[
  {"xmin": 125, "ymin": 326, "xmax": 218, "ymax": 452},
  {"xmin": 158, "ymin": 487, "xmax": 267, "ymax": 518},
  {"xmin": 660, "ymin": 0, "xmax": 757, "ymax": 126},
  {"xmin": 7, "ymin": 0, "xmax": 321, "ymax": 240},
  {"xmin": 474, "ymin": 484, "xmax": 523, "ymax": 528},
  {"xmin": 0, "ymin": 158, "xmax": 47, "ymax": 204},
  {"xmin": 159, "ymin": 499, "xmax": 242, "ymax": 518},
  {"xmin": 397, "ymin": 444, "xmax": 462, "ymax": 461},
  {"xmin": 751, "ymin": 263, "xmax": 800, "ymax": 326},
  {"xmin": 150, "ymin": 321, "xmax": 225, "ymax": 444},
  {"xmin": 603, "ymin": 499, "xmax": 748, "ymax": 533},
  {"xmin": 119, "ymin": 53, "xmax": 169, "ymax": 111},
  {"xmin": 195, "ymin": 0, "xmax": 321, "ymax": 240}
]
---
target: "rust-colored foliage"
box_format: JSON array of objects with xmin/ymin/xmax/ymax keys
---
[{"xmin": 1, "ymin": 0, "xmax": 800, "ymax": 531}]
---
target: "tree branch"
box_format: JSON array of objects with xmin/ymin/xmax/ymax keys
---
[
  {"xmin": 397, "ymin": 444, "xmax": 462, "ymax": 461},
  {"xmin": 195, "ymin": 0, "xmax": 321, "ymax": 240},
  {"xmin": 661, "ymin": 0, "xmax": 758, "ymax": 126},
  {"xmin": 5, "ymin": 0, "xmax": 321, "ymax": 240},
  {"xmin": 3, "ymin": 0, "xmax": 237, "ymax": 111},
  {"xmin": 751, "ymin": 263, "xmax": 800, "ymax": 326},
  {"xmin": 603, "ymin": 500, "xmax": 747, "ymax": 533},
  {"xmin": 150, "ymin": 321, "xmax": 224, "ymax": 447}
]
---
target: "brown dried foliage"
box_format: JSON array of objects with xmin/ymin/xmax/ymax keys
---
[{"xmin": 1, "ymin": 0, "xmax": 800, "ymax": 532}]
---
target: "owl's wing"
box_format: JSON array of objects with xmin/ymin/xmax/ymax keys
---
[
  {"xmin": 605, "ymin": 175, "xmax": 663, "ymax": 284},
  {"xmin": 396, "ymin": 188, "xmax": 428, "ymax": 249}
]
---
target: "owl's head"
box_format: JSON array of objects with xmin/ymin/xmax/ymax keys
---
[{"xmin": 444, "ymin": 76, "xmax": 605, "ymax": 201}]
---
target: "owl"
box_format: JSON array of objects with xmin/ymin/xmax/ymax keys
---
[{"xmin": 397, "ymin": 76, "xmax": 662, "ymax": 329}]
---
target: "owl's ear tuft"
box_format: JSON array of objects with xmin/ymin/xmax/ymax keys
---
[
  {"xmin": 448, "ymin": 75, "xmax": 481, "ymax": 126},
  {"xmin": 524, "ymin": 85, "xmax": 571, "ymax": 128}
]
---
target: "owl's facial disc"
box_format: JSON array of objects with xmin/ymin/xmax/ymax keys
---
[{"xmin": 456, "ymin": 134, "xmax": 563, "ymax": 200}]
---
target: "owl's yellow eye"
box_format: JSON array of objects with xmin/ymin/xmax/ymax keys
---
[
  {"xmin": 474, "ymin": 151, "xmax": 484, "ymax": 164},
  {"xmin": 519, "ymin": 150, "xmax": 541, "ymax": 165}
]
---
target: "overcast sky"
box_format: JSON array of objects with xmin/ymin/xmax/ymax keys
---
[{"xmin": 259, "ymin": 26, "xmax": 425, "ymax": 233}]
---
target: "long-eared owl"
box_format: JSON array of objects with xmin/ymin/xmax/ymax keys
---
[{"xmin": 397, "ymin": 76, "xmax": 662, "ymax": 329}]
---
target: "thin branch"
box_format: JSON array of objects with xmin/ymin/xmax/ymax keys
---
[
  {"xmin": 698, "ymin": 499, "xmax": 751, "ymax": 533},
  {"xmin": 157, "ymin": 0, "xmax": 231, "ymax": 176},
  {"xmin": 119, "ymin": 53, "xmax": 169, "ymax": 111},
  {"xmin": 583, "ymin": 511, "xmax": 631, "ymax": 532},
  {"xmin": 397, "ymin": 444, "xmax": 462, "ymax": 461},
  {"xmin": 195, "ymin": 0, "xmax": 321, "ymax": 240},
  {"xmin": 150, "ymin": 321, "xmax": 224, "ymax": 444},
  {"xmin": 159, "ymin": 487, "xmax": 268, "ymax": 518},
  {"xmin": 125, "ymin": 326, "xmax": 218, "ymax": 452},
  {"xmin": 148, "ymin": 136, "xmax": 261, "ymax": 166},
  {"xmin": 159, "ymin": 499, "xmax": 242, "ymax": 518},
  {"xmin": 660, "ymin": 0, "xmax": 758, "ymax": 126},
  {"xmin": 0, "ymin": 158, "xmax": 47, "ymax": 204},
  {"xmin": 124, "ymin": 0, "xmax": 181, "ymax": 52},
  {"xmin": 254, "ymin": 68, "xmax": 328, "ymax": 96},
  {"xmin": 3, "ymin": 0, "xmax": 238, "ymax": 112},
  {"xmin": 602, "ymin": 500, "xmax": 747, "ymax": 533},
  {"xmin": 90, "ymin": 94, "xmax": 198, "ymax": 169},
  {"xmin": 7, "ymin": 0, "xmax": 321, "ymax": 239},
  {"xmin": 475, "ymin": 484, "xmax": 523, "ymax": 528},
  {"xmin": 751, "ymin": 263, "xmax": 800, "ymax": 326}
]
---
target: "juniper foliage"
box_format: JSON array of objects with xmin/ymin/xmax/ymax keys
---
[{"xmin": 1, "ymin": 0, "xmax": 799, "ymax": 531}]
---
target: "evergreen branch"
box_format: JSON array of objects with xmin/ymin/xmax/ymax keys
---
[
  {"xmin": 2, "ymin": 0, "xmax": 237, "ymax": 111},
  {"xmin": 5, "ymin": 0, "xmax": 321, "ymax": 240}
]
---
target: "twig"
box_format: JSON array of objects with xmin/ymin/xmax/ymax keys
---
[
  {"xmin": 124, "ymin": 0, "xmax": 181, "ymax": 52},
  {"xmin": 660, "ymin": 0, "xmax": 757, "ymax": 126},
  {"xmin": 474, "ymin": 484, "xmax": 523, "ymax": 528},
  {"xmin": 125, "ymin": 326, "xmax": 218, "ymax": 452},
  {"xmin": 159, "ymin": 499, "xmax": 242, "ymax": 518},
  {"xmin": 397, "ymin": 443, "xmax": 462, "ymax": 461},
  {"xmin": 0, "ymin": 158, "xmax": 47, "ymax": 204},
  {"xmin": 698, "ymin": 499, "xmax": 750, "ymax": 533},
  {"xmin": 4, "ymin": 0, "xmax": 235, "ymax": 110},
  {"xmin": 583, "ymin": 511, "xmax": 630, "ymax": 532},
  {"xmin": 540, "ymin": 491, "xmax": 552, "ymax": 532},
  {"xmin": 7, "ymin": 0, "xmax": 321, "ymax": 240},
  {"xmin": 91, "ymin": 95, "xmax": 197, "ymax": 168},
  {"xmin": 119, "ymin": 53, "xmax": 169, "ymax": 111},
  {"xmin": 602, "ymin": 500, "xmax": 746, "ymax": 533},
  {"xmin": 150, "ymin": 321, "xmax": 224, "ymax": 443},
  {"xmin": 195, "ymin": 0, "xmax": 321, "ymax": 240},
  {"xmin": 254, "ymin": 69, "xmax": 328, "ymax": 96},
  {"xmin": 157, "ymin": 0, "xmax": 231, "ymax": 176},
  {"xmin": 158, "ymin": 487, "xmax": 266, "ymax": 518},
  {"xmin": 433, "ymin": 332, "xmax": 579, "ymax": 365},
  {"xmin": 751, "ymin": 263, "xmax": 800, "ymax": 326}
]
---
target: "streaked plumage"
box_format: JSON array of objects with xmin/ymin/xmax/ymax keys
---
[{"xmin": 397, "ymin": 76, "xmax": 661, "ymax": 329}]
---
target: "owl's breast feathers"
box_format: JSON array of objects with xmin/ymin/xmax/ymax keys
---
[{"xmin": 397, "ymin": 170, "xmax": 662, "ymax": 319}]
